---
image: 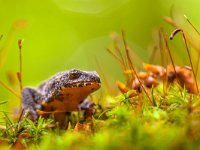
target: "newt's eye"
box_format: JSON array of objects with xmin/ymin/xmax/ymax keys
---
[{"xmin": 69, "ymin": 71, "xmax": 81, "ymax": 80}]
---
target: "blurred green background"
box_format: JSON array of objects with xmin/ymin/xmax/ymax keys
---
[{"xmin": 0, "ymin": 0, "xmax": 200, "ymax": 108}]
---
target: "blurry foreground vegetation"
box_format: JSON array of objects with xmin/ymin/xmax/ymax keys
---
[{"xmin": 1, "ymin": 85, "xmax": 200, "ymax": 150}]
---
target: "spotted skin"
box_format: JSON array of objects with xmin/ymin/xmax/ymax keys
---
[{"xmin": 22, "ymin": 69, "xmax": 101, "ymax": 127}]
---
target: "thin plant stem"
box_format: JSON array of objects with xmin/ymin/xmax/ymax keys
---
[
  {"xmin": 95, "ymin": 57, "xmax": 111, "ymax": 94},
  {"xmin": 0, "ymin": 80, "xmax": 20, "ymax": 98},
  {"xmin": 184, "ymin": 15, "xmax": 200, "ymax": 36},
  {"xmin": 195, "ymin": 52, "xmax": 200, "ymax": 76},
  {"xmin": 106, "ymin": 48, "xmax": 124, "ymax": 69},
  {"xmin": 149, "ymin": 46, "xmax": 157, "ymax": 64},
  {"xmin": 170, "ymin": 29, "xmax": 199, "ymax": 94},
  {"xmin": 162, "ymin": 30, "xmax": 177, "ymax": 78},
  {"xmin": 158, "ymin": 29, "xmax": 166, "ymax": 110},
  {"xmin": 121, "ymin": 30, "xmax": 153, "ymax": 105},
  {"xmin": 114, "ymin": 40, "xmax": 128, "ymax": 70},
  {"xmin": 18, "ymin": 39, "xmax": 23, "ymax": 94},
  {"xmin": 184, "ymin": 15, "xmax": 200, "ymax": 77}
]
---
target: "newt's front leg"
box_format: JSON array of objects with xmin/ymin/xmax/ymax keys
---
[
  {"xmin": 79, "ymin": 99, "xmax": 97, "ymax": 121},
  {"xmin": 22, "ymin": 87, "xmax": 43, "ymax": 121}
]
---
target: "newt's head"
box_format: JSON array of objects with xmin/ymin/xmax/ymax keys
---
[
  {"xmin": 64, "ymin": 68, "xmax": 101, "ymax": 87},
  {"xmin": 60, "ymin": 68, "xmax": 101, "ymax": 94}
]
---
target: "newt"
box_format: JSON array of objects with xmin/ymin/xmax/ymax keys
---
[{"xmin": 22, "ymin": 68, "xmax": 101, "ymax": 127}]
